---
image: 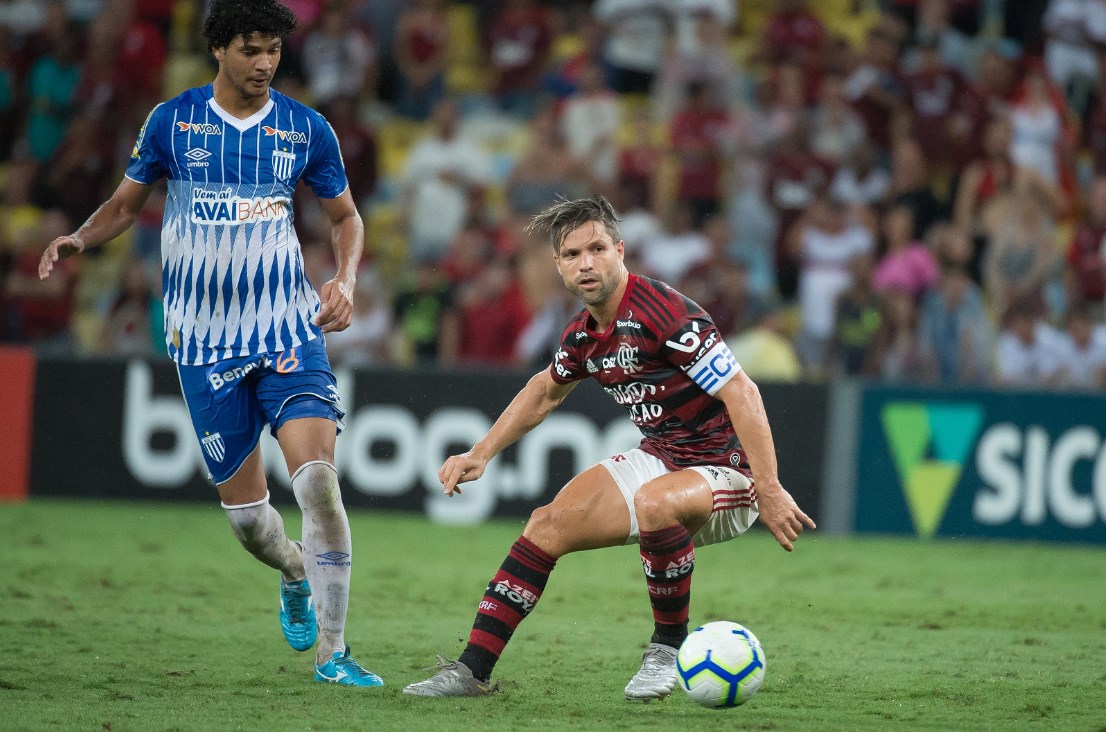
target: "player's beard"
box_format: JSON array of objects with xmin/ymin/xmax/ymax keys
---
[{"xmin": 570, "ymin": 272, "xmax": 619, "ymax": 306}]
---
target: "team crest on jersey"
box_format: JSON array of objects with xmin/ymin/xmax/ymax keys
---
[
  {"xmin": 600, "ymin": 343, "xmax": 642, "ymax": 374},
  {"xmin": 272, "ymin": 150, "xmax": 296, "ymax": 181},
  {"xmin": 201, "ymin": 432, "xmax": 226, "ymax": 463},
  {"xmin": 176, "ymin": 122, "xmax": 222, "ymax": 135},
  {"xmin": 263, "ymin": 126, "xmax": 308, "ymax": 144}
]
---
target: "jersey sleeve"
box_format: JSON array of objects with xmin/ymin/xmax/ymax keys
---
[
  {"xmin": 125, "ymin": 103, "xmax": 168, "ymax": 184},
  {"xmin": 659, "ymin": 309, "xmax": 742, "ymax": 396},
  {"xmin": 549, "ymin": 326, "xmax": 587, "ymax": 384},
  {"xmin": 302, "ymin": 115, "xmax": 349, "ymax": 199}
]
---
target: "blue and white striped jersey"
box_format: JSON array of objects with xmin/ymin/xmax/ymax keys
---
[{"xmin": 126, "ymin": 84, "xmax": 348, "ymax": 365}]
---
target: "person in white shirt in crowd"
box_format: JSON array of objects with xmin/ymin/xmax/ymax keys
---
[
  {"xmin": 592, "ymin": 0, "xmax": 670, "ymax": 94},
  {"xmin": 400, "ymin": 98, "xmax": 492, "ymax": 262},
  {"xmin": 830, "ymin": 141, "xmax": 891, "ymax": 208},
  {"xmin": 788, "ymin": 193, "xmax": 876, "ymax": 370},
  {"xmin": 652, "ymin": 7, "xmax": 741, "ymax": 123},
  {"xmin": 1043, "ymin": 0, "xmax": 1106, "ymax": 112},
  {"xmin": 809, "ymin": 71, "xmax": 867, "ymax": 167},
  {"xmin": 300, "ymin": 2, "xmax": 376, "ymax": 107},
  {"xmin": 638, "ymin": 201, "xmax": 711, "ymax": 284},
  {"xmin": 561, "ymin": 63, "xmax": 620, "ymax": 186},
  {"xmin": 995, "ymin": 299, "xmax": 1067, "ymax": 387},
  {"xmin": 1055, "ymin": 302, "xmax": 1106, "ymax": 388}
]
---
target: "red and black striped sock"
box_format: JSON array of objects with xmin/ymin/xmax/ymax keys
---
[
  {"xmin": 458, "ymin": 536, "xmax": 556, "ymax": 682},
  {"xmin": 640, "ymin": 524, "xmax": 695, "ymax": 649}
]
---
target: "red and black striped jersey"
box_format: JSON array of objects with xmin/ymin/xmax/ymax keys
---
[{"xmin": 549, "ymin": 273, "xmax": 749, "ymax": 474}]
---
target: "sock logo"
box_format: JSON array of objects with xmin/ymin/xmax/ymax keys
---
[
  {"xmin": 316, "ymin": 551, "xmax": 351, "ymax": 567},
  {"xmin": 881, "ymin": 402, "xmax": 984, "ymax": 538}
]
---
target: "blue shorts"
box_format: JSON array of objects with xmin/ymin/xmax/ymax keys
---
[{"xmin": 177, "ymin": 337, "xmax": 345, "ymax": 484}]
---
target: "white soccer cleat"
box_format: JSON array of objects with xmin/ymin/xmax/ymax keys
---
[
  {"xmin": 624, "ymin": 643, "xmax": 679, "ymax": 701},
  {"xmin": 402, "ymin": 657, "xmax": 496, "ymax": 697}
]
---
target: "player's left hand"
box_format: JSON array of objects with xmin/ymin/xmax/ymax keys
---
[
  {"xmin": 316, "ymin": 277, "xmax": 354, "ymax": 333},
  {"xmin": 755, "ymin": 481, "xmax": 816, "ymax": 552}
]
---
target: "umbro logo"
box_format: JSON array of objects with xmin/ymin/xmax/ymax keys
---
[
  {"xmin": 184, "ymin": 148, "xmax": 212, "ymax": 167},
  {"xmin": 316, "ymin": 551, "xmax": 351, "ymax": 567}
]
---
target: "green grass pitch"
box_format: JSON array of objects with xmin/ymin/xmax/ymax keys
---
[{"xmin": 1, "ymin": 499, "xmax": 1104, "ymax": 731}]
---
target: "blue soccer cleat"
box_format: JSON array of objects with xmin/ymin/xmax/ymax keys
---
[
  {"xmin": 279, "ymin": 578, "xmax": 317, "ymax": 652},
  {"xmin": 314, "ymin": 646, "xmax": 384, "ymax": 687}
]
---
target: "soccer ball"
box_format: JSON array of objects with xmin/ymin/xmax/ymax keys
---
[{"xmin": 676, "ymin": 621, "xmax": 766, "ymax": 708}]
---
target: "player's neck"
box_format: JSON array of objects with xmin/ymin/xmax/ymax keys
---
[
  {"xmin": 586, "ymin": 273, "xmax": 629, "ymax": 332},
  {"xmin": 212, "ymin": 76, "xmax": 271, "ymax": 119}
]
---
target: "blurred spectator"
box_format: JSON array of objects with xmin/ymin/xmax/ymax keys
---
[
  {"xmin": 401, "ymin": 98, "xmax": 491, "ymax": 262},
  {"xmin": 618, "ymin": 110, "xmax": 663, "ymax": 209},
  {"xmin": 1082, "ymin": 47, "xmax": 1106, "ymax": 174},
  {"xmin": 326, "ymin": 272, "xmax": 394, "ymax": 366},
  {"xmin": 101, "ymin": 0, "xmax": 166, "ymax": 119},
  {"xmin": 639, "ymin": 202, "xmax": 710, "ymax": 284},
  {"xmin": 455, "ymin": 256, "xmax": 531, "ymax": 366},
  {"xmin": 872, "ymin": 205, "xmax": 940, "ymax": 297},
  {"xmin": 809, "ymin": 71, "xmax": 866, "ymax": 167},
  {"xmin": 669, "ymin": 81, "xmax": 731, "ymax": 226},
  {"xmin": 75, "ymin": 15, "xmax": 123, "ymax": 122},
  {"xmin": 954, "ymin": 118, "xmax": 1061, "ymax": 237},
  {"xmin": 3, "ymin": 209, "xmax": 76, "ymax": 353},
  {"xmin": 323, "ymin": 96, "xmax": 377, "ymax": 205},
  {"xmin": 544, "ymin": 16, "xmax": 609, "ymax": 99},
  {"xmin": 31, "ymin": 116, "xmax": 114, "ymax": 226},
  {"xmin": 394, "ymin": 0, "xmax": 448, "ymax": 120},
  {"xmin": 766, "ymin": 124, "xmax": 832, "ymax": 297},
  {"xmin": 0, "ymin": 28, "xmax": 17, "ymax": 162},
  {"xmin": 994, "ymin": 299, "xmax": 1066, "ymax": 387},
  {"xmin": 865, "ymin": 288, "xmax": 936, "ymax": 382},
  {"xmin": 827, "ymin": 253, "xmax": 882, "ymax": 376},
  {"xmin": 728, "ymin": 304, "xmax": 803, "ymax": 383},
  {"xmin": 759, "ymin": 0, "xmax": 825, "ymax": 70},
  {"xmin": 508, "ymin": 106, "xmax": 590, "ymax": 215},
  {"xmin": 917, "ymin": 260, "xmax": 993, "ymax": 384},
  {"xmin": 514, "ymin": 286, "xmax": 575, "ymax": 368},
  {"xmin": 392, "ymin": 258, "xmax": 460, "ymax": 366},
  {"xmin": 788, "ymin": 195, "xmax": 876, "ymax": 370},
  {"xmin": 679, "ymin": 218, "xmax": 766, "ymax": 337},
  {"xmin": 1054, "ymin": 301, "xmax": 1106, "ymax": 387},
  {"xmin": 888, "ymin": 138, "xmax": 945, "ymax": 239},
  {"xmin": 484, "ymin": 0, "xmax": 553, "ymax": 118},
  {"xmin": 904, "ymin": 36, "xmax": 969, "ymax": 169},
  {"xmin": 1065, "ymin": 175, "xmax": 1106, "ymax": 310},
  {"xmin": 903, "ymin": 0, "xmax": 976, "ymax": 77},
  {"xmin": 592, "ymin": 0, "xmax": 670, "ymax": 94},
  {"xmin": 301, "ymin": 1, "xmax": 377, "ymax": 107},
  {"xmin": 561, "ymin": 63, "xmax": 620, "ymax": 186},
  {"xmin": 843, "ymin": 26, "xmax": 907, "ymax": 151},
  {"xmin": 1009, "ymin": 63, "xmax": 1068, "ymax": 186},
  {"xmin": 1042, "ymin": 0, "xmax": 1106, "ymax": 114},
  {"xmin": 653, "ymin": 9, "xmax": 739, "ymax": 123},
  {"xmin": 830, "ymin": 141, "xmax": 891, "ymax": 207},
  {"xmin": 983, "ymin": 185, "xmax": 1059, "ymax": 319},
  {"xmin": 23, "ymin": 23, "xmax": 81, "ymax": 163},
  {"xmin": 101, "ymin": 257, "xmax": 162, "ymax": 357}
]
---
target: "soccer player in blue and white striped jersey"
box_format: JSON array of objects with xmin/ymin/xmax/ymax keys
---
[{"xmin": 39, "ymin": 0, "xmax": 382, "ymax": 687}]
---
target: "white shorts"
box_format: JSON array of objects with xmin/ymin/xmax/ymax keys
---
[{"xmin": 599, "ymin": 448, "xmax": 759, "ymax": 547}]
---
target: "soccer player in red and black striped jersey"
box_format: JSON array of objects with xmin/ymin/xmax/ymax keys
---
[{"xmin": 403, "ymin": 195, "xmax": 815, "ymax": 700}]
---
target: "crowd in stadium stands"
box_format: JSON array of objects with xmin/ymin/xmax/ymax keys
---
[{"xmin": 4, "ymin": 0, "xmax": 1106, "ymax": 390}]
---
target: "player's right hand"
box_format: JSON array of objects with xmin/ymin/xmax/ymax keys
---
[
  {"xmin": 38, "ymin": 235, "xmax": 85, "ymax": 279},
  {"xmin": 438, "ymin": 451, "xmax": 489, "ymax": 496}
]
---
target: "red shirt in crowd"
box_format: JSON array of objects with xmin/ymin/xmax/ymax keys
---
[{"xmin": 1067, "ymin": 221, "xmax": 1106, "ymax": 302}]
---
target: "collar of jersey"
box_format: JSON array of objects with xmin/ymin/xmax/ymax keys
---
[{"xmin": 206, "ymin": 90, "xmax": 275, "ymax": 133}]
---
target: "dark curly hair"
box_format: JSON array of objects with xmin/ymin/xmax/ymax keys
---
[{"xmin": 203, "ymin": 0, "xmax": 298, "ymax": 51}]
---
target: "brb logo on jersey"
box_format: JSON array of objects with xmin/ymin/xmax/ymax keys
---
[
  {"xmin": 191, "ymin": 187, "xmax": 290, "ymax": 225},
  {"xmin": 176, "ymin": 121, "xmax": 222, "ymax": 135},
  {"xmin": 263, "ymin": 126, "xmax": 308, "ymax": 144}
]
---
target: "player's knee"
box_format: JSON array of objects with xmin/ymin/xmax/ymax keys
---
[
  {"xmin": 522, "ymin": 505, "xmax": 569, "ymax": 558},
  {"xmin": 634, "ymin": 483, "xmax": 679, "ymax": 528},
  {"xmin": 291, "ymin": 461, "xmax": 340, "ymax": 514},
  {"xmin": 225, "ymin": 504, "xmax": 269, "ymax": 551}
]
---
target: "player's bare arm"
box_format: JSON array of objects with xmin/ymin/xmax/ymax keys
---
[
  {"xmin": 38, "ymin": 177, "xmax": 152, "ymax": 280},
  {"xmin": 440, "ymin": 369, "xmax": 578, "ymax": 495},
  {"xmin": 716, "ymin": 371, "xmax": 816, "ymax": 552},
  {"xmin": 314, "ymin": 189, "xmax": 364, "ymax": 333}
]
